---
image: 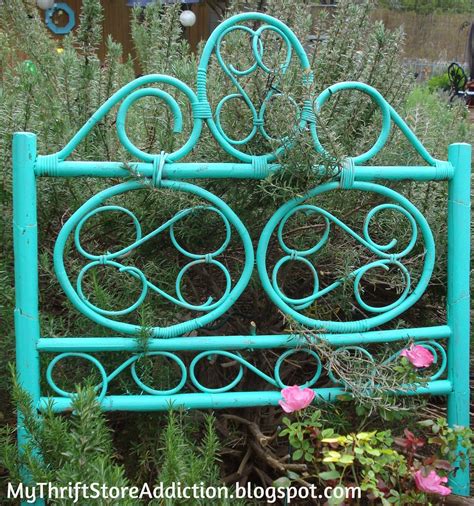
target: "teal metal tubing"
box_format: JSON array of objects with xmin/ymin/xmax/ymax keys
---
[
  {"xmin": 11, "ymin": 9, "xmax": 472, "ymax": 499},
  {"xmin": 13, "ymin": 133, "xmax": 45, "ymax": 506},
  {"xmin": 34, "ymin": 160, "xmax": 454, "ymax": 181},
  {"xmin": 37, "ymin": 325, "xmax": 451, "ymax": 352},
  {"xmin": 52, "ymin": 74, "xmax": 202, "ymax": 163},
  {"xmin": 197, "ymin": 12, "xmax": 311, "ymax": 164},
  {"xmin": 38, "ymin": 380, "xmax": 453, "ymax": 413},
  {"xmin": 53, "ymin": 180, "xmax": 255, "ymax": 337},
  {"xmin": 311, "ymin": 82, "xmax": 443, "ymax": 167},
  {"xmin": 446, "ymin": 143, "xmax": 471, "ymax": 496},
  {"xmin": 257, "ymin": 181, "xmax": 436, "ymax": 333}
]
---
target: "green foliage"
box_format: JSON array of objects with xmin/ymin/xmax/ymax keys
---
[
  {"xmin": 279, "ymin": 411, "xmax": 323, "ymax": 462},
  {"xmin": 419, "ymin": 417, "xmax": 473, "ymax": 471},
  {"xmin": 279, "ymin": 407, "xmax": 474, "ymax": 505},
  {"xmin": 1, "ymin": 381, "xmax": 243, "ymax": 505},
  {"xmin": 1, "ymin": 381, "xmax": 136, "ymax": 505},
  {"xmin": 426, "ymin": 72, "xmax": 451, "ymax": 92},
  {"xmin": 154, "ymin": 411, "xmax": 224, "ymax": 504}
]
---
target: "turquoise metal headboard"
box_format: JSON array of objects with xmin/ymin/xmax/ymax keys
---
[{"xmin": 13, "ymin": 12, "xmax": 471, "ymax": 496}]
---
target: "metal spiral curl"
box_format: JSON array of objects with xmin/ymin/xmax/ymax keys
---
[
  {"xmin": 271, "ymin": 202, "xmax": 417, "ymax": 313},
  {"xmin": 54, "ymin": 181, "xmax": 254, "ymax": 338},
  {"xmin": 257, "ymin": 181, "xmax": 436, "ymax": 333},
  {"xmin": 51, "ymin": 74, "xmax": 203, "ymax": 165},
  {"xmin": 327, "ymin": 340, "xmax": 447, "ymax": 390},
  {"xmin": 271, "ymin": 203, "xmax": 416, "ymax": 312},
  {"xmin": 46, "ymin": 347, "xmax": 323, "ymax": 399},
  {"xmin": 74, "ymin": 204, "xmax": 232, "ymax": 313}
]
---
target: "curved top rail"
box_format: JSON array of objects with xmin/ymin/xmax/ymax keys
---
[
  {"xmin": 198, "ymin": 12, "xmax": 311, "ymax": 74},
  {"xmin": 36, "ymin": 12, "xmax": 446, "ymax": 171}
]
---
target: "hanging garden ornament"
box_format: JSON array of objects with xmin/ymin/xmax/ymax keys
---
[
  {"xmin": 45, "ymin": 3, "xmax": 75, "ymax": 35},
  {"xmin": 37, "ymin": 0, "xmax": 55, "ymax": 9},
  {"xmin": 179, "ymin": 10, "xmax": 196, "ymax": 27}
]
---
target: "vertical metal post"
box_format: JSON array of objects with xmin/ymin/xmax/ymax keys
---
[
  {"xmin": 447, "ymin": 142, "xmax": 471, "ymax": 496},
  {"xmin": 13, "ymin": 132, "xmax": 44, "ymax": 506}
]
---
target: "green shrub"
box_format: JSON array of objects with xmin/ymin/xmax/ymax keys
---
[{"xmin": 426, "ymin": 72, "xmax": 450, "ymax": 92}]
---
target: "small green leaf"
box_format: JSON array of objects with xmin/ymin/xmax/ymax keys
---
[
  {"xmin": 273, "ymin": 477, "xmax": 291, "ymax": 488},
  {"xmin": 321, "ymin": 428, "xmax": 335, "ymax": 438},
  {"xmin": 293, "ymin": 449, "xmax": 303, "ymax": 460},
  {"xmin": 318, "ymin": 470, "xmax": 341, "ymax": 480},
  {"xmin": 339, "ymin": 454, "xmax": 355, "ymax": 464}
]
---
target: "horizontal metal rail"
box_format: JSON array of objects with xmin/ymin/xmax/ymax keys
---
[
  {"xmin": 37, "ymin": 325, "xmax": 451, "ymax": 352},
  {"xmin": 38, "ymin": 380, "xmax": 453, "ymax": 412},
  {"xmin": 34, "ymin": 160, "xmax": 454, "ymax": 181}
]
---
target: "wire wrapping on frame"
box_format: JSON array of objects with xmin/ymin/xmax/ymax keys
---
[{"xmin": 152, "ymin": 151, "xmax": 167, "ymax": 188}]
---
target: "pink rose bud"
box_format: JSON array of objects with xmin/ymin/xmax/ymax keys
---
[
  {"xmin": 400, "ymin": 344, "xmax": 434, "ymax": 368},
  {"xmin": 279, "ymin": 385, "xmax": 315, "ymax": 413},
  {"xmin": 413, "ymin": 469, "xmax": 451, "ymax": 496}
]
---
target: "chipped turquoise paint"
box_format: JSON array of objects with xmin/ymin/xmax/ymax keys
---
[{"xmin": 13, "ymin": 12, "xmax": 470, "ymax": 500}]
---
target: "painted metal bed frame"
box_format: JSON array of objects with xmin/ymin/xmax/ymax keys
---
[{"xmin": 13, "ymin": 12, "xmax": 471, "ymax": 497}]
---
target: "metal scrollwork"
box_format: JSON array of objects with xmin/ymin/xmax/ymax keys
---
[
  {"xmin": 257, "ymin": 181, "xmax": 435, "ymax": 333},
  {"xmin": 54, "ymin": 180, "xmax": 254, "ymax": 337},
  {"xmin": 327, "ymin": 340, "xmax": 447, "ymax": 388},
  {"xmin": 46, "ymin": 347, "xmax": 323, "ymax": 398},
  {"xmin": 197, "ymin": 12, "xmax": 313, "ymax": 163},
  {"xmin": 50, "ymin": 74, "xmax": 203, "ymax": 165}
]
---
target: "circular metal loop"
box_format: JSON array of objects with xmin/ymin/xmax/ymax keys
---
[
  {"xmin": 215, "ymin": 25, "xmax": 262, "ymax": 77},
  {"xmin": 214, "ymin": 94, "xmax": 257, "ymax": 146},
  {"xmin": 116, "ymin": 85, "xmax": 201, "ymax": 163},
  {"xmin": 312, "ymin": 82, "xmax": 392, "ymax": 165},
  {"xmin": 259, "ymin": 92, "xmax": 300, "ymax": 143},
  {"xmin": 271, "ymin": 255, "xmax": 319, "ymax": 309},
  {"xmin": 175, "ymin": 258, "xmax": 232, "ymax": 311},
  {"xmin": 274, "ymin": 348, "xmax": 322, "ymax": 389},
  {"xmin": 54, "ymin": 180, "xmax": 254, "ymax": 338},
  {"xmin": 190, "ymin": 351, "xmax": 245, "ymax": 393},
  {"xmin": 257, "ymin": 181, "xmax": 435, "ymax": 333},
  {"xmin": 277, "ymin": 205, "xmax": 331, "ymax": 257},
  {"xmin": 414, "ymin": 341, "xmax": 447, "ymax": 381},
  {"xmin": 353, "ymin": 259, "xmax": 411, "ymax": 314},
  {"xmin": 46, "ymin": 353, "xmax": 108, "ymax": 401},
  {"xmin": 383, "ymin": 340, "xmax": 447, "ymax": 382},
  {"xmin": 169, "ymin": 206, "xmax": 232, "ymax": 259},
  {"xmin": 327, "ymin": 346, "xmax": 376, "ymax": 386},
  {"xmin": 130, "ymin": 352, "xmax": 187, "ymax": 395},
  {"xmin": 252, "ymin": 25, "xmax": 293, "ymax": 74},
  {"xmin": 74, "ymin": 205, "xmax": 142, "ymax": 261},
  {"xmin": 76, "ymin": 261, "xmax": 148, "ymax": 317},
  {"xmin": 363, "ymin": 204, "xmax": 418, "ymax": 258}
]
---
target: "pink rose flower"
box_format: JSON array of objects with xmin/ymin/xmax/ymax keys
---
[
  {"xmin": 400, "ymin": 344, "xmax": 434, "ymax": 368},
  {"xmin": 279, "ymin": 385, "xmax": 315, "ymax": 413},
  {"xmin": 413, "ymin": 469, "xmax": 451, "ymax": 496}
]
